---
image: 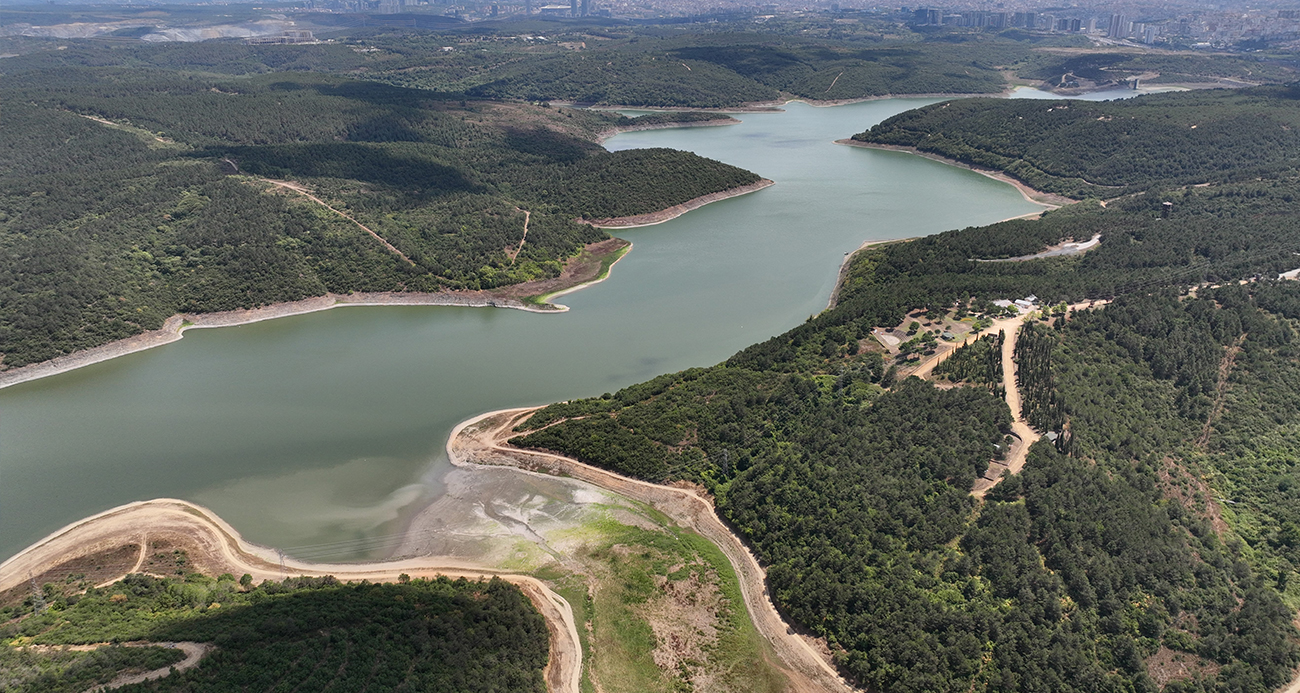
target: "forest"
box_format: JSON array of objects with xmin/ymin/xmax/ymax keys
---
[
  {"xmin": 853, "ymin": 86, "xmax": 1300, "ymax": 198},
  {"xmin": 0, "ymin": 573, "xmax": 549, "ymax": 693},
  {"xmin": 0, "ymin": 62, "xmax": 757, "ymax": 369},
  {"xmin": 4, "ymin": 22, "xmax": 1291, "ymax": 110},
  {"xmin": 511, "ymin": 162, "xmax": 1300, "ymax": 689}
]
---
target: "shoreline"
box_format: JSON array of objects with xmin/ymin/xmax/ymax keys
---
[
  {"xmin": 530, "ymin": 242, "xmax": 630, "ymax": 305},
  {"xmin": 594, "ymin": 117, "xmax": 740, "ymax": 144},
  {"xmin": 585, "ymin": 178, "xmax": 775, "ymax": 228},
  {"xmin": 0, "ymin": 292, "xmax": 550, "ymax": 392},
  {"xmin": 834, "ymin": 139, "xmax": 1075, "ymax": 208},
  {"xmin": 435, "ymin": 408, "xmax": 856, "ymax": 693},
  {"xmin": 579, "ymin": 80, "xmax": 1222, "ymax": 114},
  {"xmin": 0, "ymin": 497, "xmax": 582, "ymax": 693},
  {"xmin": 0, "ymin": 237, "xmax": 632, "ymax": 391},
  {"xmin": 567, "ymin": 90, "xmax": 1006, "ymax": 114},
  {"xmin": 0, "ymin": 172, "xmax": 773, "ymax": 392},
  {"xmin": 827, "ymin": 237, "xmax": 916, "ymax": 310}
]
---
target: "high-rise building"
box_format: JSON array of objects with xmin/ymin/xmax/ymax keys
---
[
  {"xmin": 570, "ymin": 0, "xmax": 577, "ymax": 15},
  {"xmin": 1108, "ymin": 13, "xmax": 1128, "ymax": 38}
]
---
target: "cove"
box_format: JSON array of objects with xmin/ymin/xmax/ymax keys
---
[{"xmin": 0, "ymin": 99, "xmax": 1042, "ymax": 562}]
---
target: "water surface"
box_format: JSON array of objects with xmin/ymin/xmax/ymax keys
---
[{"xmin": 0, "ymin": 99, "xmax": 1041, "ymax": 562}]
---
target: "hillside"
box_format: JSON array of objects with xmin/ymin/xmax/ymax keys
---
[
  {"xmin": 511, "ymin": 170, "xmax": 1300, "ymax": 691},
  {"xmin": 0, "ymin": 64, "xmax": 758, "ymax": 370},
  {"xmin": 1, "ymin": 573, "xmax": 548, "ymax": 693},
  {"xmin": 852, "ymin": 85, "xmax": 1300, "ymax": 198}
]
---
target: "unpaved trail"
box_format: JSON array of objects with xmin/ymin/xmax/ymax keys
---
[
  {"xmin": 0, "ymin": 500, "xmax": 580, "ymax": 693},
  {"xmin": 910, "ymin": 301, "xmax": 1107, "ymax": 496},
  {"xmin": 264, "ymin": 179, "xmax": 416, "ymax": 266},
  {"xmin": 976, "ymin": 316, "xmax": 1040, "ymax": 496},
  {"xmin": 449, "ymin": 409, "xmax": 856, "ymax": 693},
  {"xmin": 84, "ymin": 642, "xmax": 212, "ymax": 692},
  {"xmin": 1197, "ymin": 333, "xmax": 1246, "ymax": 450},
  {"xmin": 94, "ymin": 538, "xmax": 147, "ymax": 589},
  {"xmin": 509, "ymin": 208, "xmax": 531, "ymax": 263}
]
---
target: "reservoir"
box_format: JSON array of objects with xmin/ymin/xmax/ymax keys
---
[{"xmin": 0, "ymin": 98, "xmax": 1041, "ymax": 562}]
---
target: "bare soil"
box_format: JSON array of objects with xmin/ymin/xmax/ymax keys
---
[
  {"xmin": 447, "ymin": 409, "xmax": 856, "ymax": 693},
  {"xmin": 0, "ymin": 544, "xmax": 140, "ymax": 608},
  {"xmin": 1145, "ymin": 645, "xmax": 1220, "ymax": 689},
  {"xmin": 0, "ymin": 238, "xmax": 630, "ymax": 390},
  {"xmin": 0, "ymin": 499, "xmax": 582, "ymax": 693}
]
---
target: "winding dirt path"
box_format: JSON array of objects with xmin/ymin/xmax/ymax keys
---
[
  {"xmin": 85, "ymin": 642, "xmax": 212, "ymax": 692},
  {"xmin": 910, "ymin": 301, "xmax": 1107, "ymax": 496},
  {"xmin": 264, "ymin": 180, "xmax": 416, "ymax": 266},
  {"xmin": 0, "ymin": 500, "xmax": 580, "ymax": 693},
  {"xmin": 448, "ymin": 409, "xmax": 856, "ymax": 693},
  {"xmin": 509, "ymin": 208, "xmax": 531, "ymax": 263}
]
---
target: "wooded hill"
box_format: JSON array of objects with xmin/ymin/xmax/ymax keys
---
[
  {"xmin": 6, "ymin": 27, "xmax": 1290, "ymax": 109},
  {"xmin": 853, "ymin": 85, "xmax": 1300, "ymax": 198},
  {"xmin": 0, "ymin": 62, "xmax": 757, "ymax": 369},
  {"xmin": 511, "ymin": 164, "xmax": 1300, "ymax": 689},
  {"xmin": 0, "ymin": 573, "xmax": 548, "ymax": 692}
]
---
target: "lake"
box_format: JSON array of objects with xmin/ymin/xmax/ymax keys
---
[{"xmin": 0, "ymin": 98, "xmax": 1043, "ymax": 562}]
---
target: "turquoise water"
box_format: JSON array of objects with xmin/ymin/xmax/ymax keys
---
[{"xmin": 0, "ymin": 99, "xmax": 1041, "ymax": 562}]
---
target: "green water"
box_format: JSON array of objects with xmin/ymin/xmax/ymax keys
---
[{"xmin": 0, "ymin": 99, "xmax": 1041, "ymax": 562}]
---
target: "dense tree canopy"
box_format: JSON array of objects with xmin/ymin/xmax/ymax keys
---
[
  {"xmin": 854, "ymin": 86, "xmax": 1300, "ymax": 197},
  {"xmin": 0, "ymin": 64, "xmax": 757, "ymax": 369},
  {"xmin": 512, "ymin": 94, "xmax": 1300, "ymax": 686},
  {"xmin": 1, "ymin": 573, "xmax": 549, "ymax": 693}
]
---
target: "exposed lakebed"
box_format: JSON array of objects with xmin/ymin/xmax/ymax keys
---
[{"xmin": 1, "ymin": 99, "xmax": 1043, "ymax": 562}]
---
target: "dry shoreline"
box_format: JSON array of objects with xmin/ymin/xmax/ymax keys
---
[
  {"xmin": 827, "ymin": 237, "xmax": 916, "ymax": 310},
  {"xmin": 594, "ymin": 117, "xmax": 740, "ymax": 144},
  {"xmin": 585, "ymin": 178, "xmax": 775, "ymax": 228},
  {"xmin": 0, "ymin": 292, "xmax": 552, "ymax": 392},
  {"xmin": 0, "ymin": 498, "xmax": 583, "ymax": 693},
  {"xmin": 835, "ymin": 140, "xmax": 1075, "ymax": 208},
  {"xmin": 570, "ymin": 90, "xmax": 1009, "ymax": 114},
  {"xmin": 439, "ymin": 408, "xmax": 856, "ymax": 693},
  {"xmin": 0, "ymin": 171, "xmax": 774, "ymax": 391}
]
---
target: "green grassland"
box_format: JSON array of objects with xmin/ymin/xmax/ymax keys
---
[{"xmin": 560, "ymin": 518, "xmax": 787, "ymax": 693}]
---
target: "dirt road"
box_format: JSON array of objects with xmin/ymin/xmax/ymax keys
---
[
  {"xmin": 0, "ymin": 500, "xmax": 581, "ymax": 693},
  {"xmin": 448, "ymin": 409, "xmax": 856, "ymax": 693},
  {"xmin": 911, "ymin": 301, "xmax": 1106, "ymax": 496},
  {"xmin": 264, "ymin": 180, "xmax": 416, "ymax": 266},
  {"xmin": 86, "ymin": 642, "xmax": 212, "ymax": 691}
]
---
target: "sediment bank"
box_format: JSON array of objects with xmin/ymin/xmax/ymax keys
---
[
  {"xmin": 0, "ymin": 293, "xmax": 541, "ymax": 391},
  {"xmin": 0, "ymin": 236, "xmax": 635, "ymax": 391},
  {"xmin": 834, "ymin": 140, "xmax": 1075, "ymax": 208},
  {"xmin": 594, "ymin": 117, "xmax": 740, "ymax": 144},
  {"xmin": 585, "ymin": 178, "xmax": 775, "ymax": 228},
  {"xmin": 1, "ymin": 172, "xmax": 779, "ymax": 390},
  {"xmin": 439, "ymin": 408, "xmax": 856, "ymax": 693},
  {"xmin": 0, "ymin": 498, "xmax": 583, "ymax": 693}
]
